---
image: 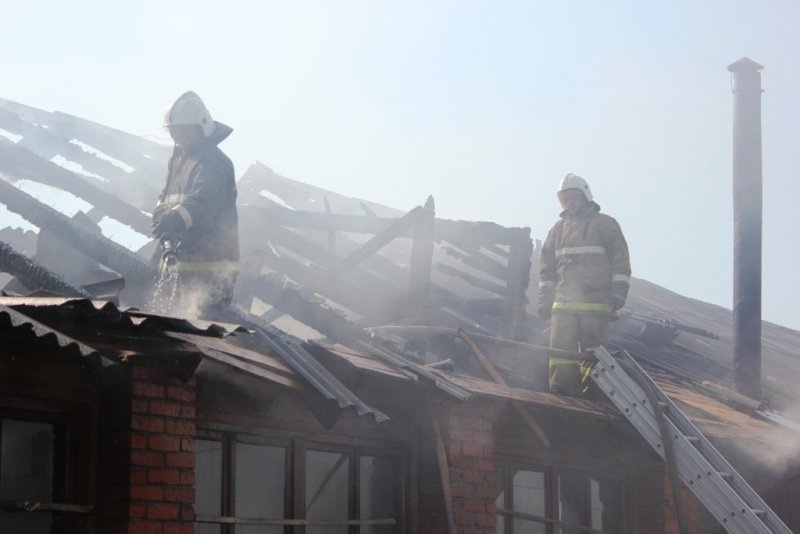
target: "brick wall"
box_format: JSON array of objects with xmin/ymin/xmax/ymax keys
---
[
  {"xmin": 637, "ymin": 465, "xmax": 700, "ymax": 534},
  {"xmin": 419, "ymin": 400, "xmax": 497, "ymax": 534},
  {"xmin": 129, "ymin": 365, "xmax": 197, "ymax": 534},
  {"xmin": 98, "ymin": 363, "xmax": 197, "ymax": 534}
]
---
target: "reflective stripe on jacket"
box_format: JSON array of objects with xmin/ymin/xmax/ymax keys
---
[{"xmin": 538, "ymin": 202, "xmax": 630, "ymax": 315}]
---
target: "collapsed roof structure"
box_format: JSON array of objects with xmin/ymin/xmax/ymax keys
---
[{"xmin": 1, "ymin": 91, "xmax": 799, "ymax": 534}]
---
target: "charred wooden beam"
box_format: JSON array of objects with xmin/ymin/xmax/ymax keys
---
[
  {"xmin": 329, "ymin": 205, "xmax": 424, "ymax": 277},
  {"xmin": 0, "ymin": 142, "xmax": 152, "ymax": 235},
  {"xmin": 408, "ymin": 196, "xmax": 435, "ymax": 310},
  {"xmin": 249, "ymin": 272, "xmax": 369, "ymax": 345},
  {"xmin": 0, "ymin": 177, "xmax": 156, "ymax": 293},
  {"xmin": 0, "ymin": 240, "xmax": 90, "ymax": 298},
  {"xmin": 436, "ymin": 263, "xmax": 507, "ymax": 298},
  {"xmin": 256, "ymin": 241, "xmax": 387, "ymax": 320},
  {"xmin": 429, "ymin": 404, "xmax": 458, "ymax": 534},
  {"xmin": 323, "ymin": 196, "xmax": 336, "ymax": 254},
  {"xmin": 441, "ymin": 244, "xmax": 508, "ymax": 282},
  {"xmin": 369, "ymin": 325, "xmax": 586, "ymax": 362},
  {"xmin": 238, "ymin": 204, "xmax": 526, "ymax": 244},
  {"xmin": 505, "ymin": 227, "xmax": 533, "ymax": 339},
  {"xmin": 0, "ymin": 105, "xmax": 163, "ymax": 209}
]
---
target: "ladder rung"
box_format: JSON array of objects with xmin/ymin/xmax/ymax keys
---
[{"xmin": 588, "ymin": 345, "xmax": 792, "ymax": 534}]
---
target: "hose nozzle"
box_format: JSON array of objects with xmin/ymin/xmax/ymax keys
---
[{"xmin": 161, "ymin": 239, "xmax": 179, "ymax": 268}]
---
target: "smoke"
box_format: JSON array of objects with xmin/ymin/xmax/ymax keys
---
[
  {"xmin": 756, "ymin": 408, "xmax": 800, "ymax": 476},
  {"xmin": 170, "ymin": 286, "xmax": 208, "ymax": 320},
  {"xmin": 723, "ymin": 408, "xmax": 800, "ymax": 481}
]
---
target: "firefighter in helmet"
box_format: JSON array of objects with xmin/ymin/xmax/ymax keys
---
[
  {"xmin": 151, "ymin": 91, "xmax": 239, "ymax": 319},
  {"xmin": 538, "ymin": 173, "xmax": 631, "ymax": 396}
]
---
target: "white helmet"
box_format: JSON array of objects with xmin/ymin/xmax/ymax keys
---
[
  {"xmin": 163, "ymin": 91, "xmax": 215, "ymax": 137},
  {"xmin": 557, "ymin": 173, "xmax": 593, "ymax": 202}
]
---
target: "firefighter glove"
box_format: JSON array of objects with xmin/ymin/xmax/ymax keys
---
[
  {"xmin": 152, "ymin": 210, "xmax": 186, "ymax": 239},
  {"xmin": 611, "ymin": 295, "xmax": 626, "ymax": 312}
]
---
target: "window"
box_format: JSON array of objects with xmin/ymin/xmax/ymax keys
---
[
  {"xmin": 195, "ymin": 431, "xmax": 406, "ymax": 533},
  {"xmin": 495, "ymin": 464, "xmax": 549, "ymax": 534},
  {"xmin": 495, "ymin": 461, "xmax": 625, "ymax": 534},
  {"xmin": 0, "ymin": 409, "xmax": 92, "ymax": 534}
]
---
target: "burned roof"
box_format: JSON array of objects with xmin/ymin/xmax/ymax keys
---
[{"xmin": 2, "ymin": 96, "xmax": 800, "ymax": 452}]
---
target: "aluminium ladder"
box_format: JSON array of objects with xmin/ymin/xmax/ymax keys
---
[{"xmin": 588, "ymin": 345, "xmax": 791, "ymax": 534}]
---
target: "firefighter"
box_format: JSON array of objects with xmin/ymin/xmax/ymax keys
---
[
  {"xmin": 151, "ymin": 91, "xmax": 239, "ymax": 319},
  {"xmin": 538, "ymin": 173, "xmax": 630, "ymax": 396}
]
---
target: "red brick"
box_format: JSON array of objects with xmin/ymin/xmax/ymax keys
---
[
  {"xmin": 163, "ymin": 525, "xmax": 194, "ymax": 534},
  {"xmin": 448, "ymin": 429, "xmax": 473, "ymax": 442},
  {"xmin": 166, "ymin": 452, "xmax": 194, "ymax": 469},
  {"xmin": 166, "ymin": 385, "xmax": 195, "ymax": 402},
  {"xmin": 454, "ymin": 511, "xmax": 475, "ymax": 526},
  {"xmin": 164, "ymin": 420, "xmax": 196, "ymax": 436},
  {"xmin": 132, "ymin": 366, "xmax": 153, "ymax": 379},
  {"xmin": 133, "ymin": 366, "xmax": 172, "ymax": 381},
  {"xmin": 149, "ymin": 435, "xmax": 181, "ymax": 451},
  {"xmin": 132, "ymin": 415, "xmax": 165, "ymax": 433},
  {"xmin": 462, "ymin": 416, "xmax": 493, "ymax": 430},
  {"xmin": 180, "ymin": 438, "xmax": 194, "ymax": 452},
  {"xmin": 131, "ymin": 434, "xmax": 148, "ymax": 450},
  {"xmin": 462, "ymin": 443, "xmax": 489, "ymax": 458},
  {"xmin": 149, "ymin": 401, "xmax": 182, "ymax": 417},
  {"xmin": 130, "ymin": 469, "xmax": 149, "ymax": 484},
  {"xmin": 148, "ymin": 469, "xmax": 180, "ymax": 485},
  {"xmin": 129, "ymin": 503, "xmax": 147, "ymax": 518},
  {"xmin": 132, "ymin": 399, "xmax": 149, "ymax": 413},
  {"xmin": 462, "ymin": 499, "xmax": 485, "ymax": 513},
  {"xmin": 462, "ymin": 471, "xmax": 487, "ymax": 484},
  {"xmin": 131, "ymin": 485, "xmax": 164, "ymax": 501},
  {"xmin": 179, "ymin": 405, "xmax": 196, "ymax": 418},
  {"xmin": 147, "ymin": 503, "xmax": 179, "ymax": 520},
  {"xmin": 448, "ymin": 443, "xmax": 462, "ymax": 456},
  {"xmin": 451, "ymin": 485, "xmax": 475, "ymax": 498},
  {"xmin": 450, "ymin": 456, "xmax": 493, "ymax": 471},
  {"xmin": 472, "ymin": 432, "xmax": 494, "ymax": 447},
  {"xmin": 128, "ymin": 521, "xmax": 163, "ymax": 534},
  {"xmin": 163, "ymin": 486, "xmax": 194, "ymax": 504},
  {"xmin": 476, "ymin": 485, "xmax": 496, "ymax": 499},
  {"xmin": 133, "ymin": 382, "xmax": 166, "ymax": 398},
  {"xmin": 179, "ymin": 471, "xmax": 195, "ymax": 485},
  {"xmin": 131, "ymin": 450, "xmax": 165, "ymax": 468}
]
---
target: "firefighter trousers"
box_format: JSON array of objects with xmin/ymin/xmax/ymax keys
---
[{"xmin": 549, "ymin": 313, "xmax": 609, "ymax": 396}]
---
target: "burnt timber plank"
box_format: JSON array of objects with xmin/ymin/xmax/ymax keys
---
[{"xmin": 0, "ymin": 143, "xmax": 152, "ymax": 235}]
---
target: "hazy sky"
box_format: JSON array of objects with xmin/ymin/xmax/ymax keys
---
[{"xmin": 2, "ymin": 1, "xmax": 800, "ymax": 329}]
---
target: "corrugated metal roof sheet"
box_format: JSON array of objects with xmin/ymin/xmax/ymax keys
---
[
  {"xmin": 0, "ymin": 303, "xmax": 113, "ymax": 365},
  {"xmin": 0, "ymin": 296, "xmax": 247, "ymax": 336}
]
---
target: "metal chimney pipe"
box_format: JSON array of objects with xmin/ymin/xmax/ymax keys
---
[{"xmin": 727, "ymin": 57, "xmax": 764, "ymax": 400}]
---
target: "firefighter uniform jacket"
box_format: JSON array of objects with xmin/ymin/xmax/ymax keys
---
[
  {"xmin": 154, "ymin": 122, "xmax": 239, "ymax": 287},
  {"xmin": 538, "ymin": 202, "xmax": 630, "ymax": 317}
]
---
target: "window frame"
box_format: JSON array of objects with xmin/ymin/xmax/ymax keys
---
[
  {"xmin": 494, "ymin": 457, "xmax": 629, "ymax": 534},
  {"xmin": 195, "ymin": 426, "xmax": 409, "ymax": 533},
  {"xmin": 0, "ymin": 396, "xmax": 96, "ymax": 534}
]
